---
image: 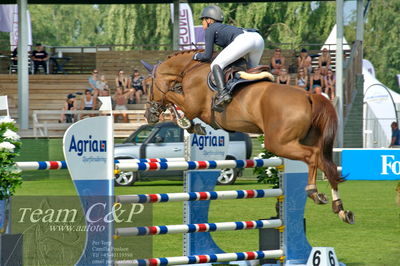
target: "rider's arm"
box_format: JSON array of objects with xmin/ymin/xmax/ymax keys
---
[{"xmin": 194, "ymin": 27, "xmax": 215, "ymax": 61}]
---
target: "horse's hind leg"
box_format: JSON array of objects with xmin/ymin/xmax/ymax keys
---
[
  {"xmin": 305, "ymin": 146, "xmax": 328, "ymax": 204},
  {"xmin": 318, "ymin": 150, "xmax": 355, "ymax": 224},
  {"xmin": 267, "ymin": 140, "xmax": 327, "ymax": 204}
]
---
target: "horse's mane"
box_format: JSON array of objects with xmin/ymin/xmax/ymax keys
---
[{"xmin": 167, "ymin": 49, "xmax": 205, "ymax": 59}]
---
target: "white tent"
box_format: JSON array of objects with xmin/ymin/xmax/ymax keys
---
[
  {"xmin": 363, "ymin": 61, "xmax": 400, "ymax": 148},
  {"xmin": 321, "ymin": 24, "xmax": 351, "ymax": 51}
]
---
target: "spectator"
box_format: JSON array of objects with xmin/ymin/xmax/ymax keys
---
[
  {"xmin": 295, "ymin": 67, "xmax": 309, "ymax": 91},
  {"xmin": 81, "ymin": 89, "xmax": 97, "ymax": 117},
  {"xmin": 143, "ymin": 75, "xmax": 152, "ymax": 95},
  {"xmin": 324, "ymin": 69, "xmax": 336, "ymax": 100},
  {"xmin": 129, "ymin": 69, "xmax": 145, "ymax": 104},
  {"xmin": 59, "ymin": 94, "xmax": 77, "ymax": 123},
  {"xmin": 11, "ymin": 47, "xmax": 18, "ymax": 65},
  {"xmin": 390, "ymin": 122, "xmax": 400, "ymax": 148},
  {"xmin": 115, "ymin": 70, "xmax": 129, "ymax": 89},
  {"xmin": 276, "ymin": 68, "xmax": 290, "ymax": 85},
  {"xmin": 88, "ymin": 69, "xmax": 99, "ymax": 93},
  {"xmin": 270, "ymin": 48, "xmax": 285, "ymax": 75},
  {"xmin": 112, "ymin": 87, "xmax": 134, "ymax": 123},
  {"xmin": 96, "ymin": 74, "xmax": 109, "ymax": 92},
  {"xmin": 318, "ymin": 48, "xmax": 331, "ymax": 76},
  {"xmin": 310, "ymin": 67, "xmax": 324, "ymax": 95},
  {"xmin": 31, "ymin": 43, "xmax": 49, "ymax": 74},
  {"xmin": 297, "ymin": 48, "xmax": 312, "ymax": 74},
  {"xmin": 100, "ymin": 88, "xmax": 110, "ymax": 96}
]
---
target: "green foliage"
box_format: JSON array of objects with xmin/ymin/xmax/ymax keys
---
[
  {"xmin": 24, "ymin": 1, "xmax": 400, "ymax": 90},
  {"xmin": 253, "ymin": 135, "xmax": 280, "ymax": 188},
  {"xmin": 27, "ymin": 3, "xmax": 338, "ymax": 50},
  {"xmin": 364, "ymin": 1, "xmax": 400, "ymax": 91},
  {"xmin": 0, "ymin": 118, "xmax": 22, "ymax": 200}
]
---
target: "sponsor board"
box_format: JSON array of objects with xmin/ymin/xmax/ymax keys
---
[
  {"xmin": 188, "ymin": 119, "xmax": 229, "ymax": 161},
  {"xmin": 342, "ymin": 149, "xmax": 400, "ymax": 180}
]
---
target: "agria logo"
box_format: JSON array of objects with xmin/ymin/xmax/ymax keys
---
[
  {"xmin": 191, "ymin": 132, "xmax": 225, "ymax": 150},
  {"xmin": 69, "ymin": 135, "xmax": 107, "ymax": 156}
]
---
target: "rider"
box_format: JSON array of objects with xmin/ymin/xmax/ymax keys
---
[{"xmin": 193, "ymin": 5, "xmax": 265, "ymax": 111}]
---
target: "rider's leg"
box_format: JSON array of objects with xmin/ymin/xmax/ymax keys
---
[
  {"xmin": 211, "ymin": 32, "xmax": 265, "ymax": 111},
  {"xmin": 247, "ymin": 33, "xmax": 265, "ymax": 68},
  {"xmin": 212, "ymin": 64, "xmax": 232, "ymax": 108}
]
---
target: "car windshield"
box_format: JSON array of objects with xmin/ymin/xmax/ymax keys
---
[{"xmin": 124, "ymin": 125, "xmax": 155, "ymax": 144}]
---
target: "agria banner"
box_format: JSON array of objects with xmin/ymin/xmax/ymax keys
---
[
  {"xmin": 63, "ymin": 116, "xmax": 114, "ymax": 265},
  {"xmin": 342, "ymin": 149, "xmax": 400, "ymax": 180}
]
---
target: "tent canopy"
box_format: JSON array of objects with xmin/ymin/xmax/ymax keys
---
[{"xmin": 321, "ymin": 24, "xmax": 351, "ymax": 51}]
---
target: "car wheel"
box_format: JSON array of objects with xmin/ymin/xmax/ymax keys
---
[
  {"xmin": 115, "ymin": 170, "xmax": 137, "ymax": 186},
  {"xmin": 217, "ymin": 168, "xmax": 238, "ymax": 185}
]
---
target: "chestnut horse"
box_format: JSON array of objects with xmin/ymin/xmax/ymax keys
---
[{"xmin": 143, "ymin": 50, "xmax": 354, "ymax": 224}]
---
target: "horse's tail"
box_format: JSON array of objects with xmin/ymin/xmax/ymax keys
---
[{"xmin": 310, "ymin": 94, "xmax": 341, "ymax": 190}]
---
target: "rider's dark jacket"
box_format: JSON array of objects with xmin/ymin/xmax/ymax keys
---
[{"xmin": 196, "ymin": 22, "xmax": 243, "ymax": 62}]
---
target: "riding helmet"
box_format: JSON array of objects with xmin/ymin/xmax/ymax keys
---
[{"xmin": 199, "ymin": 5, "xmax": 224, "ymax": 22}]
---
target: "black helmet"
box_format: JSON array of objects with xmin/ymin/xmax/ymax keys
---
[{"xmin": 200, "ymin": 5, "xmax": 224, "ymax": 22}]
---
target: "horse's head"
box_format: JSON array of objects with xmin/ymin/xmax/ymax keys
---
[
  {"xmin": 141, "ymin": 51, "xmax": 200, "ymax": 124},
  {"xmin": 141, "ymin": 60, "xmax": 168, "ymax": 124}
]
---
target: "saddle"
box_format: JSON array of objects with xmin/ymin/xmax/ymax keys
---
[{"xmin": 207, "ymin": 58, "xmax": 274, "ymax": 93}]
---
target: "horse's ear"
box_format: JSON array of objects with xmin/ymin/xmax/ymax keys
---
[{"xmin": 140, "ymin": 60, "xmax": 155, "ymax": 73}]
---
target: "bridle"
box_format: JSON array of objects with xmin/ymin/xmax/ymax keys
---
[{"xmin": 147, "ymin": 55, "xmax": 203, "ymax": 114}]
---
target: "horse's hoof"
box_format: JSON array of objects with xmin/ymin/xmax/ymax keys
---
[
  {"xmin": 308, "ymin": 192, "xmax": 328, "ymax": 204},
  {"xmin": 316, "ymin": 193, "xmax": 328, "ymax": 204},
  {"xmin": 193, "ymin": 124, "xmax": 206, "ymax": 135},
  {"xmin": 177, "ymin": 117, "xmax": 192, "ymax": 129},
  {"xmin": 338, "ymin": 210, "xmax": 355, "ymax": 224}
]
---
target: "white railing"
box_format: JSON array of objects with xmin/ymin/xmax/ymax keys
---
[{"xmin": 32, "ymin": 110, "xmax": 148, "ymax": 137}]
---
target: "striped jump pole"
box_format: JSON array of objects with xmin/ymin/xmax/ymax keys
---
[
  {"xmin": 115, "ymin": 250, "xmax": 285, "ymax": 266},
  {"xmin": 115, "ymin": 219, "xmax": 283, "ymax": 237},
  {"xmin": 16, "ymin": 161, "xmax": 68, "ymax": 170},
  {"xmin": 116, "ymin": 188, "xmax": 283, "ymax": 204},
  {"xmin": 15, "ymin": 158, "xmax": 185, "ymax": 171},
  {"xmin": 116, "ymin": 158, "xmax": 283, "ymax": 172}
]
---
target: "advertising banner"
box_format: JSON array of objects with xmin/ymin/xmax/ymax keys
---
[
  {"xmin": 188, "ymin": 118, "xmax": 229, "ymax": 161},
  {"xmin": 63, "ymin": 116, "xmax": 114, "ymax": 265},
  {"xmin": 342, "ymin": 149, "xmax": 400, "ymax": 180},
  {"xmin": 170, "ymin": 3, "xmax": 196, "ymax": 50}
]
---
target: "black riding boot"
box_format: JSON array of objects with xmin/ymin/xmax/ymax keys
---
[{"xmin": 212, "ymin": 65, "xmax": 232, "ymax": 112}]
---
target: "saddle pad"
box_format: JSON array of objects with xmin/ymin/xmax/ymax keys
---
[{"xmin": 226, "ymin": 76, "xmax": 271, "ymax": 94}]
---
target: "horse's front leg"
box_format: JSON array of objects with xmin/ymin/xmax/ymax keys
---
[
  {"xmin": 165, "ymin": 92, "xmax": 206, "ymax": 135},
  {"xmin": 166, "ymin": 92, "xmax": 202, "ymax": 120}
]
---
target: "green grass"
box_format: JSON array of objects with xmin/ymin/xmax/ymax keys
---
[{"xmin": 15, "ymin": 177, "xmax": 400, "ymax": 265}]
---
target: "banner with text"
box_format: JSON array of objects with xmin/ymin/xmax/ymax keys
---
[
  {"xmin": 170, "ymin": 3, "xmax": 196, "ymax": 50},
  {"xmin": 342, "ymin": 149, "xmax": 400, "ymax": 180}
]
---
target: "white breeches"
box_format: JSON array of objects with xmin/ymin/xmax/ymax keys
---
[{"xmin": 211, "ymin": 31, "xmax": 265, "ymax": 70}]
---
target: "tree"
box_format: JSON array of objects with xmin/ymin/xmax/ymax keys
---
[
  {"xmin": 25, "ymin": 2, "xmax": 339, "ymax": 53},
  {"xmin": 364, "ymin": 1, "xmax": 400, "ymax": 91},
  {"xmin": 29, "ymin": 5, "xmax": 106, "ymax": 46}
]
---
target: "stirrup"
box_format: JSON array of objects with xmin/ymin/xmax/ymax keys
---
[
  {"xmin": 212, "ymin": 96, "xmax": 231, "ymax": 113},
  {"xmin": 212, "ymin": 101, "xmax": 225, "ymax": 113},
  {"xmin": 215, "ymin": 92, "xmax": 232, "ymax": 105}
]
